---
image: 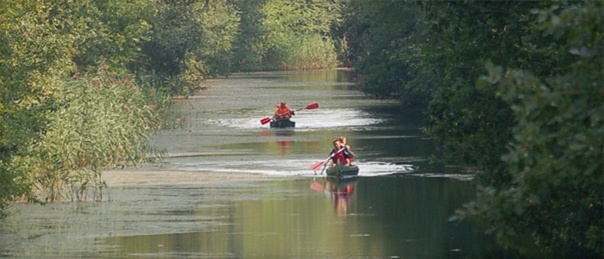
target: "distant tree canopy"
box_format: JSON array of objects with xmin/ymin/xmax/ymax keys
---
[
  {"xmin": 231, "ymin": 0, "xmax": 342, "ymax": 71},
  {"xmin": 342, "ymin": 0, "xmax": 602, "ymax": 256}
]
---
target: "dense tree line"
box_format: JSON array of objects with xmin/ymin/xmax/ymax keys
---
[
  {"xmin": 0, "ymin": 0, "xmax": 601, "ymax": 256},
  {"xmin": 342, "ymin": 0, "xmax": 602, "ymax": 256}
]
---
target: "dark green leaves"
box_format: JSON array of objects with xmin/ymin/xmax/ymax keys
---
[{"xmin": 342, "ymin": 0, "xmax": 602, "ymax": 256}]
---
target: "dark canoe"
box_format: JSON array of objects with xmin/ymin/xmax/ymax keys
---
[
  {"xmin": 326, "ymin": 160, "xmax": 359, "ymax": 178},
  {"xmin": 270, "ymin": 119, "xmax": 295, "ymax": 128}
]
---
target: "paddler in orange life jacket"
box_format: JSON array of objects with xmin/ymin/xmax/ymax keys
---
[{"xmin": 273, "ymin": 102, "xmax": 294, "ymax": 121}]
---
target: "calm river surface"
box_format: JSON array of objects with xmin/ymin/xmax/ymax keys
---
[{"xmin": 0, "ymin": 69, "xmax": 501, "ymax": 258}]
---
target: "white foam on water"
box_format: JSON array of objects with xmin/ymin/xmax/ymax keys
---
[
  {"xmin": 169, "ymin": 159, "xmax": 414, "ymax": 178},
  {"xmin": 207, "ymin": 108, "xmax": 384, "ymax": 130}
]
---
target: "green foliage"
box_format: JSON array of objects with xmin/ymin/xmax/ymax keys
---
[
  {"xmin": 342, "ymin": 0, "xmax": 603, "ymax": 256},
  {"xmin": 193, "ymin": 1, "xmax": 240, "ymax": 77},
  {"xmin": 230, "ymin": 0, "xmax": 268, "ymax": 72},
  {"xmin": 339, "ymin": 0, "xmax": 427, "ymax": 105},
  {"xmin": 0, "ymin": 0, "xmax": 81, "ymax": 212},
  {"xmin": 232, "ymin": 0, "xmax": 342, "ymax": 71},
  {"xmin": 133, "ymin": 0, "xmax": 241, "ymax": 95},
  {"xmin": 0, "ymin": 1, "xmax": 162, "ymax": 213},
  {"xmin": 457, "ymin": 2, "xmax": 603, "ymax": 256},
  {"xmin": 138, "ymin": 1, "xmax": 202, "ymax": 80},
  {"xmin": 418, "ymin": 1, "xmax": 561, "ymax": 173},
  {"xmin": 261, "ymin": 0, "xmax": 339, "ymax": 70},
  {"xmin": 71, "ymin": 0, "xmax": 152, "ymax": 73},
  {"xmin": 344, "ymin": 0, "xmax": 577, "ymax": 176},
  {"xmin": 343, "ymin": 1, "xmax": 546, "ymax": 173}
]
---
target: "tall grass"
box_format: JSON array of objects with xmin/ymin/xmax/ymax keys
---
[{"xmin": 12, "ymin": 70, "xmax": 160, "ymax": 202}]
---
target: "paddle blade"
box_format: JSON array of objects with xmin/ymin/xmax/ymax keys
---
[
  {"xmin": 305, "ymin": 102, "xmax": 319, "ymax": 110},
  {"xmin": 260, "ymin": 117, "xmax": 271, "ymax": 125},
  {"xmin": 310, "ymin": 161, "xmax": 324, "ymax": 170},
  {"xmin": 310, "ymin": 182, "xmax": 324, "ymax": 192}
]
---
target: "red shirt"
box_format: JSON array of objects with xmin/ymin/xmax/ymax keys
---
[{"xmin": 330, "ymin": 148, "xmax": 347, "ymax": 164}]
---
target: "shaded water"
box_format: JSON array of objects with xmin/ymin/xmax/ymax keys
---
[{"xmin": 0, "ymin": 69, "xmax": 499, "ymax": 258}]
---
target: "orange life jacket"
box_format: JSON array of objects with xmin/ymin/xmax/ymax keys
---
[{"xmin": 275, "ymin": 104, "xmax": 291, "ymax": 119}]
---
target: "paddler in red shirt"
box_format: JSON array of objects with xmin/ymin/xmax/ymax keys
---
[{"xmin": 329, "ymin": 139, "xmax": 350, "ymax": 165}]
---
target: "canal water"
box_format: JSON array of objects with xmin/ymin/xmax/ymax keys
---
[
  {"xmin": 148, "ymin": 69, "xmax": 427, "ymax": 178},
  {"xmin": 0, "ymin": 69, "xmax": 500, "ymax": 258}
]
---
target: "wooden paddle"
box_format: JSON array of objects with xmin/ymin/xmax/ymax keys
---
[{"xmin": 260, "ymin": 102, "xmax": 319, "ymax": 125}]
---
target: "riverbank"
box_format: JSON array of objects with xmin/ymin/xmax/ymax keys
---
[
  {"xmin": 0, "ymin": 170, "xmax": 285, "ymax": 258},
  {"xmin": 102, "ymin": 169, "xmax": 276, "ymax": 187}
]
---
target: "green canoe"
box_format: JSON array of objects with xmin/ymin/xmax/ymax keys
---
[
  {"xmin": 326, "ymin": 160, "xmax": 359, "ymax": 178},
  {"xmin": 270, "ymin": 119, "xmax": 295, "ymax": 128}
]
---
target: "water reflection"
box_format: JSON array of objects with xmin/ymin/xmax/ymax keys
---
[
  {"xmin": 260, "ymin": 129, "xmax": 295, "ymax": 156},
  {"xmin": 94, "ymin": 177, "xmax": 500, "ymax": 258},
  {"xmin": 311, "ymin": 177, "xmax": 357, "ymax": 216}
]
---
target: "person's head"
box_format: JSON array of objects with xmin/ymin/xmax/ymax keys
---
[
  {"xmin": 280, "ymin": 102, "xmax": 286, "ymax": 108},
  {"xmin": 339, "ymin": 136, "xmax": 347, "ymax": 144},
  {"xmin": 332, "ymin": 139, "xmax": 341, "ymax": 148}
]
